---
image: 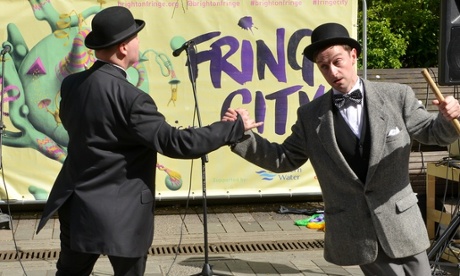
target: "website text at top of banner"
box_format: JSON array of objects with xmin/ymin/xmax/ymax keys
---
[{"xmin": 117, "ymin": 0, "xmax": 308, "ymax": 9}]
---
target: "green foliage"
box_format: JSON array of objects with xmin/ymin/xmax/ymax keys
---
[
  {"xmin": 358, "ymin": 0, "xmax": 440, "ymax": 69},
  {"xmin": 360, "ymin": 17, "xmax": 407, "ymax": 68}
]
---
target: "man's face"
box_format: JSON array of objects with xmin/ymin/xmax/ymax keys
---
[{"xmin": 315, "ymin": 45, "xmax": 358, "ymax": 94}]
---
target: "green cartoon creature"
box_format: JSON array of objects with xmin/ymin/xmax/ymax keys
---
[{"xmin": 0, "ymin": 1, "xmax": 184, "ymax": 199}]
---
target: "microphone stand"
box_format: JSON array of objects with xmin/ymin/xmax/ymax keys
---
[
  {"xmin": 0, "ymin": 50, "xmax": 12, "ymax": 229},
  {"xmin": 180, "ymin": 43, "xmax": 230, "ymax": 276},
  {"xmin": 0, "ymin": 51, "xmax": 6, "ymax": 170}
]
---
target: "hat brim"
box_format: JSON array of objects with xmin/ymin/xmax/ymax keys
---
[
  {"xmin": 85, "ymin": 19, "xmax": 145, "ymax": 50},
  {"xmin": 303, "ymin": 37, "xmax": 361, "ymax": 62}
]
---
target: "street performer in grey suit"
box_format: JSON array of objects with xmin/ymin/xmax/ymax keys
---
[
  {"xmin": 223, "ymin": 22, "xmax": 460, "ymax": 275},
  {"xmin": 35, "ymin": 6, "xmax": 262, "ymax": 276}
]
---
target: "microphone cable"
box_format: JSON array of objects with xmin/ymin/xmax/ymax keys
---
[
  {"xmin": 165, "ymin": 105, "xmax": 203, "ymax": 275},
  {"xmin": 1, "ymin": 164, "xmax": 29, "ymax": 276},
  {"xmin": 165, "ymin": 157, "xmax": 195, "ymax": 276},
  {"xmin": 1, "ymin": 49, "xmax": 28, "ymax": 276},
  {"xmin": 166, "ymin": 48, "xmax": 200, "ymax": 274}
]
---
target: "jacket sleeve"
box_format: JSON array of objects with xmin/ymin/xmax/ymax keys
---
[
  {"xmin": 400, "ymin": 84, "xmax": 459, "ymax": 145},
  {"xmin": 128, "ymin": 92, "xmax": 246, "ymax": 159}
]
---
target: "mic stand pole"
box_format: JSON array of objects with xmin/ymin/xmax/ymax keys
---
[
  {"xmin": 181, "ymin": 45, "xmax": 230, "ymax": 276},
  {"xmin": 0, "ymin": 51, "xmax": 7, "ymax": 170},
  {"xmin": 0, "ymin": 51, "xmax": 12, "ymax": 229}
]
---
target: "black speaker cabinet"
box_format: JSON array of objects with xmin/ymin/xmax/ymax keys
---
[{"xmin": 439, "ymin": 0, "xmax": 460, "ymax": 86}]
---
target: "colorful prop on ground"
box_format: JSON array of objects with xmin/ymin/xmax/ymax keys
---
[{"xmin": 295, "ymin": 213, "xmax": 325, "ymax": 231}]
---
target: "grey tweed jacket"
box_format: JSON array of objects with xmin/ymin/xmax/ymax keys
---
[{"xmin": 232, "ymin": 79, "xmax": 459, "ymax": 266}]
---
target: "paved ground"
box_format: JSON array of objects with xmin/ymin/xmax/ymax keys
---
[
  {"xmin": 0, "ymin": 200, "xmax": 457, "ymax": 275},
  {"xmin": 0, "ymin": 200, "xmax": 368, "ymax": 276}
]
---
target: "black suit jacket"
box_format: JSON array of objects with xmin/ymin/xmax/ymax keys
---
[{"xmin": 36, "ymin": 61, "xmax": 244, "ymax": 257}]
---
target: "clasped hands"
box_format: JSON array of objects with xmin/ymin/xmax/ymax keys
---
[{"xmin": 222, "ymin": 108, "xmax": 263, "ymax": 131}]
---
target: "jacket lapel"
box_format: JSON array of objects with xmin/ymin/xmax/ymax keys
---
[{"xmin": 362, "ymin": 80, "xmax": 389, "ymax": 184}]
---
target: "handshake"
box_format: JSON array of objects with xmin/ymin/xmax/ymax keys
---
[{"xmin": 222, "ymin": 108, "xmax": 263, "ymax": 131}]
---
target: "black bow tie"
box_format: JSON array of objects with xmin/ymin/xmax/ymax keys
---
[{"xmin": 332, "ymin": 90, "xmax": 362, "ymax": 108}]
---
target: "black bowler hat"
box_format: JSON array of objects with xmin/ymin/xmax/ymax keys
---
[
  {"xmin": 85, "ymin": 6, "xmax": 145, "ymax": 50},
  {"xmin": 303, "ymin": 22, "xmax": 361, "ymax": 62}
]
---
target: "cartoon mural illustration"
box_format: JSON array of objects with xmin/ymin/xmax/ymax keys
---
[
  {"xmin": 156, "ymin": 163, "xmax": 182, "ymax": 191},
  {"xmin": 0, "ymin": 0, "xmax": 183, "ymax": 197}
]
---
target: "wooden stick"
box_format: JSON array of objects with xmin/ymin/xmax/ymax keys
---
[{"xmin": 421, "ymin": 68, "xmax": 460, "ymax": 135}]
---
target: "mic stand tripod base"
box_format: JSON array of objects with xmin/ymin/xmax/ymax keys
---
[{"xmin": 191, "ymin": 263, "xmax": 231, "ymax": 276}]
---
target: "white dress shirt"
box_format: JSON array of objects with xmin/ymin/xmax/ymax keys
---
[{"xmin": 333, "ymin": 80, "xmax": 364, "ymax": 138}]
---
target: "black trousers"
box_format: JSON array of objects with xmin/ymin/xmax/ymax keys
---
[{"xmin": 56, "ymin": 199, "xmax": 147, "ymax": 276}]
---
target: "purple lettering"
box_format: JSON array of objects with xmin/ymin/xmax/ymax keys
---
[
  {"xmin": 288, "ymin": 29, "xmax": 314, "ymax": 86},
  {"xmin": 256, "ymin": 28, "xmax": 286, "ymax": 82},
  {"xmin": 255, "ymin": 91, "xmax": 266, "ymax": 133},
  {"xmin": 265, "ymin": 85, "xmax": 302, "ymax": 135}
]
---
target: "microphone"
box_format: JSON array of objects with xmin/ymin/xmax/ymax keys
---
[
  {"xmin": 172, "ymin": 41, "xmax": 193, "ymax": 57},
  {"xmin": 1, "ymin": 45, "xmax": 11, "ymax": 55}
]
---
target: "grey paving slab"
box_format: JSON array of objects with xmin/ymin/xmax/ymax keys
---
[
  {"xmin": 233, "ymin": 212, "xmax": 256, "ymax": 223},
  {"xmin": 0, "ymin": 227, "xmax": 13, "ymax": 240},
  {"xmin": 14, "ymin": 219, "xmax": 35, "ymax": 240},
  {"xmin": 207, "ymin": 222, "xmax": 227, "ymax": 233},
  {"xmin": 185, "ymin": 223, "xmax": 204, "ymax": 234},
  {"xmin": 258, "ymin": 220, "xmax": 282, "ymax": 231},
  {"xmin": 270, "ymin": 211, "xmax": 295, "ymax": 221},
  {"xmin": 155, "ymin": 214, "xmax": 185, "ymax": 235},
  {"xmin": 202, "ymin": 212, "xmax": 221, "ymax": 224},
  {"xmin": 178, "ymin": 211, "xmax": 201, "ymax": 224},
  {"xmin": 34, "ymin": 227, "xmax": 52, "ymax": 240},
  {"xmin": 272, "ymin": 261, "xmax": 305, "ymax": 274},
  {"xmin": 51, "ymin": 219, "xmax": 60, "ymax": 239},
  {"xmin": 226, "ymin": 260, "xmax": 256, "ymax": 275},
  {"xmin": 247, "ymin": 261, "xmax": 279, "ymax": 274},
  {"xmin": 240, "ymin": 221, "xmax": 264, "ymax": 232},
  {"xmin": 343, "ymin": 266, "xmax": 365, "ymax": 275},
  {"xmin": 220, "ymin": 222, "xmax": 245, "ymax": 233},
  {"xmin": 215, "ymin": 212, "xmax": 238, "ymax": 223},
  {"xmin": 250, "ymin": 212, "xmax": 275, "ymax": 221},
  {"xmin": 320, "ymin": 265, "xmax": 352, "ymax": 275}
]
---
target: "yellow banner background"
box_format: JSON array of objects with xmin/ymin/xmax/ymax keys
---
[{"xmin": 0, "ymin": 0, "xmax": 357, "ymax": 202}]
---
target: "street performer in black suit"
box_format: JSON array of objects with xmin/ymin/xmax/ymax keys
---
[{"xmin": 36, "ymin": 6, "xmax": 262, "ymax": 275}]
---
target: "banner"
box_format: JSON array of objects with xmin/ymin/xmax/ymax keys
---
[{"xmin": 0, "ymin": 0, "xmax": 357, "ymax": 202}]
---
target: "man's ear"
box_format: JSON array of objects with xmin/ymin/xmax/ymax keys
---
[
  {"xmin": 118, "ymin": 42, "xmax": 128, "ymax": 56},
  {"xmin": 350, "ymin": 48, "xmax": 358, "ymax": 65}
]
